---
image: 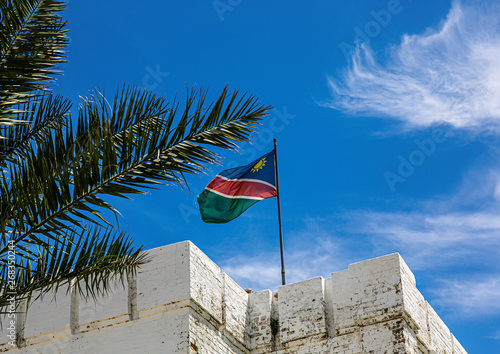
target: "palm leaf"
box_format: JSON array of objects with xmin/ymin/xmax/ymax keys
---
[
  {"xmin": 0, "ymin": 0, "xmax": 68, "ymax": 125},
  {"xmin": 2, "ymin": 86, "xmax": 271, "ymax": 251},
  {"xmin": 0, "ymin": 226, "xmax": 149, "ymax": 310},
  {"xmin": 0, "ymin": 93, "xmax": 71, "ymax": 166}
]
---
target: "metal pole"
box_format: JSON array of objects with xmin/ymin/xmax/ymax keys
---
[{"xmin": 274, "ymin": 138, "xmax": 286, "ymax": 286}]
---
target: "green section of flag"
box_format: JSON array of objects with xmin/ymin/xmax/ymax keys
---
[{"xmin": 197, "ymin": 190, "xmax": 260, "ymax": 223}]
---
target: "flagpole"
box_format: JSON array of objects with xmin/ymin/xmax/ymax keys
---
[{"xmin": 274, "ymin": 138, "xmax": 286, "ymax": 286}]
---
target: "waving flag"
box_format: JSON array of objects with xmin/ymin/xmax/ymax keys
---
[{"xmin": 197, "ymin": 150, "xmax": 277, "ymax": 223}]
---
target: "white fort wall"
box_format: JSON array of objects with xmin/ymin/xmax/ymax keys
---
[{"xmin": 0, "ymin": 241, "xmax": 467, "ymax": 353}]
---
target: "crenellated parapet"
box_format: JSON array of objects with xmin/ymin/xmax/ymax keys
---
[{"xmin": 0, "ymin": 241, "xmax": 467, "ymax": 353}]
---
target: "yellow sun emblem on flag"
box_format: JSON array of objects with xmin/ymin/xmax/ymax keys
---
[{"xmin": 251, "ymin": 157, "xmax": 266, "ymax": 172}]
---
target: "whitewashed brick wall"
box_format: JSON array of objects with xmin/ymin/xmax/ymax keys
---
[{"xmin": 0, "ymin": 241, "xmax": 467, "ymax": 353}]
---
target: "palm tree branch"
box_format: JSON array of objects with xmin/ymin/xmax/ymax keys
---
[
  {"xmin": 0, "ymin": 0, "xmax": 68, "ymax": 124},
  {"xmin": 0, "ymin": 226, "xmax": 150, "ymax": 310},
  {"xmin": 1, "ymin": 86, "xmax": 271, "ymax": 260},
  {"xmin": 0, "ymin": 93, "xmax": 71, "ymax": 166}
]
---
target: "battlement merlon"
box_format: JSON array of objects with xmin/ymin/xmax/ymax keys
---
[{"xmin": 0, "ymin": 241, "xmax": 467, "ymax": 353}]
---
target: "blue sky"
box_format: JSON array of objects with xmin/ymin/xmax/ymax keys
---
[{"xmin": 55, "ymin": 0, "xmax": 500, "ymax": 351}]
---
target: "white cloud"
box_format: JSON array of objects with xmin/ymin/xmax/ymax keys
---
[
  {"xmin": 327, "ymin": 1, "xmax": 500, "ymax": 130},
  {"xmin": 347, "ymin": 164, "xmax": 500, "ymax": 267},
  {"xmin": 222, "ymin": 261, "xmax": 282, "ymax": 290},
  {"xmin": 488, "ymin": 330, "xmax": 500, "ymax": 340},
  {"xmin": 347, "ymin": 210, "xmax": 500, "ymax": 269},
  {"xmin": 432, "ymin": 276, "xmax": 500, "ymax": 317},
  {"xmin": 221, "ymin": 222, "xmax": 347, "ymax": 291}
]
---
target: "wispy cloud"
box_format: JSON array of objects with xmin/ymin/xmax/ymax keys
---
[
  {"xmin": 326, "ymin": 1, "xmax": 500, "ymax": 130},
  {"xmin": 432, "ymin": 276, "xmax": 500, "ymax": 317},
  {"xmin": 345, "ymin": 163, "xmax": 500, "ymax": 268},
  {"xmin": 348, "ymin": 210, "xmax": 500, "ymax": 269},
  {"xmin": 341, "ymin": 160, "xmax": 500, "ymax": 319},
  {"xmin": 488, "ymin": 330, "xmax": 500, "ymax": 341},
  {"xmin": 221, "ymin": 222, "xmax": 347, "ymax": 291}
]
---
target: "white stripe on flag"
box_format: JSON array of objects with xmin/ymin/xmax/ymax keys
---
[
  {"xmin": 215, "ymin": 175, "xmax": 276, "ymax": 190},
  {"xmin": 206, "ymin": 188, "xmax": 265, "ymax": 200}
]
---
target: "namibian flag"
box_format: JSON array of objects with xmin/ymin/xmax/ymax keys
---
[{"xmin": 197, "ymin": 150, "xmax": 277, "ymax": 223}]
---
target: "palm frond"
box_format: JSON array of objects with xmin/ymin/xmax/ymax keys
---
[
  {"xmin": 0, "ymin": 93, "xmax": 71, "ymax": 166},
  {"xmin": 0, "ymin": 226, "xmax": 150, "ymax": 310},
  {"xmin": 2, "ymin": 86, "xmax": 271, "ymax": 250},
  {"xmin": 0, "ymin": 0, "xmax": 68, "ymax": 123}
]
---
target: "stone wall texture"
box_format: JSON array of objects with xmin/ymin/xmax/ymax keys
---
[{"xmin": 0, "ymin": 241, "xmax": 467, "ymax": 353}]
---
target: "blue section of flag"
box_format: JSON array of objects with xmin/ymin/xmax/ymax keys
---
[{"xmin": 217, "ymin": 150, "xmax": 276, "ymax": 186}]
